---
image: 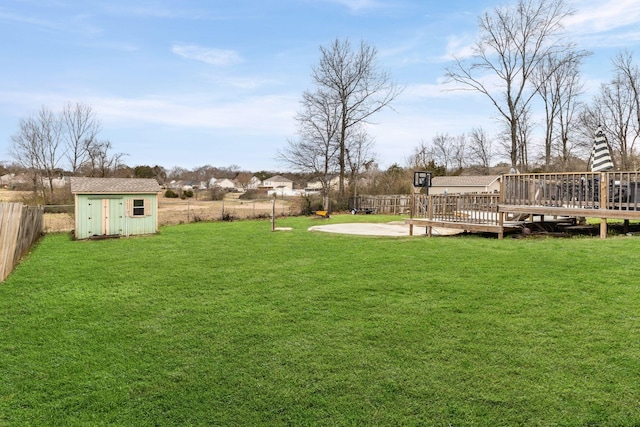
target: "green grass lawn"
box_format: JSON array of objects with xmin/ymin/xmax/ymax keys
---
[{"xmin": 1, "ymin": 215, "xmax": 640, "ymax": 426}]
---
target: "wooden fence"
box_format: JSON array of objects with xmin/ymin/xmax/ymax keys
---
[
  {"xmin": 349, "ymin": 195, "xmax": 412, "ymax": 214},
  {"xmin": 0, "ymin": 202, "xmax": 44, "ymax": 282}
]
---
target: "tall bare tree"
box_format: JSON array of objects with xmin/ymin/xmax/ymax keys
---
[
  {"xmin": 310, "ymin": 38, "xmax": 401, "ymax": 199},
  {"xmin": 9, "ymin": 115, "xmax": 43, "ymax": 196},
  {"xmin": 62, "ymin": 101, "xmax": 101, "ymax": 175},
  {"xmin": 468, "ymin": 127, "xmax": 494, "ymax": 174},
  {"xmin": 581, "ymin": 69, "xmax": 638, "ymax": 170},
  {"xmin": 9, "ymin": 106, "xmax": 65, "ymax": 202},
  {"xmin": 431, "ymin": 133, "xmax": 454, "ymax": 173},
  {"xmin": 84, "ymin": 139, "xmax": 127, "ymax": 177},
  {"xmin": 445, "ymin": 0, "xmax": 574, "ymax": 169},
  {"xmin": 534, "ymin": 50, "xmax": 589, "ymax": 170},
  {"xmin": 405, "ymin": 140, "xmax": 432, "ymax": 171},
  {"xmin": 614, "ymin": 50, "xmax": 640, "ymax": 135},
  {"xmin": 345, "ymin": 126, "xmax": 376, "ymax": 199},
  {"xmin": 278, "ymin": 88, "xmax": 341, "ymax": 209}
]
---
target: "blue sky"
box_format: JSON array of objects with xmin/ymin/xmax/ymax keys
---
[{"xmin": 1, "ymin": 0, "xmax": 639, "ymax": 172}]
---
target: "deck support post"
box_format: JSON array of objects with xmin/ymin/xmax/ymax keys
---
[{"xmin": 600, "ymin": 218, "xmax": 607, "ymax": 239}]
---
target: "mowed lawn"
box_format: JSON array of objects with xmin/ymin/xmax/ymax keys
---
[{"xmin": 1, "ymin": 215, "xmax": 640, "ymax": 426}]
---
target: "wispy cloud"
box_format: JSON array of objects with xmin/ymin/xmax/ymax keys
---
[
  {"xmin": 0, "ymin": 8, "xmax": 61, "ymax": 31},
  {"xmin": 206, "ymin": 75, "xmax": 280, "ymax": 90},
  {"xmin": 0, "ymin": 7, "xmax": 104, "ymax": 38},
  {"xmin": 90, "ymin": 94, "xmax": 296, "ymax": 134},
  {"xmin": 442, "ymin": 34, "xmax": 476, "ymax": 60},
  {"xmin": 317, "ymin": 0, "xmax": 390, "ymax": 13},
  {"xmin": 566, "ymin": 0, "xmax": 640, "ymax": 46},
  {"xmin": 99, "ymin": 4, "xmax": 213, "ymax": 20},
  {"xmin": 172, "ymin": 43, "xmax": 242, "ymax": 66}
]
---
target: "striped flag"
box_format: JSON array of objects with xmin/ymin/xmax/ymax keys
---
[{"xmin": 591, "ymin": 127, "xmax": 614, "ymax": 172}]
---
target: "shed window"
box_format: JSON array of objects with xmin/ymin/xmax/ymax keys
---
[
  {"xmin": 132, "ymin": 199, "xmax": 145, "ymax": 216},
  {"xmin": 126, "ymin": 198, "xmax": 152, "ymax": 217}
]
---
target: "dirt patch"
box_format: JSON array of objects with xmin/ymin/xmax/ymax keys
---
[
  {"xmin": 308, "ymin": 222, "xmax": 463, "ymax": 237},
  {"xmin": 0, "ymin": 189, "xmax": 33, "ymax": 203},
  {"xmin": 157, "ymin": 197, "xmax": 289, "ymax": 225}
]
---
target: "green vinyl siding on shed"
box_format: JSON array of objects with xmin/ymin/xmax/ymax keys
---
[
  {"xmin": 70, "ymin": 177, "xmax": 161, "ymax": 240},
  {"xmin": 74, "ymin": 194, "xmax": 158, "ymax": 239}
]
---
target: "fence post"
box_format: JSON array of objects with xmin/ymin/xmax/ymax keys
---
[
  {"xmin": 271, "ymin": 194, "xmax": 276, "ymax": 231},
  {"xmin": 427, "ymin": 195, "xmax": 434, "ymax": 237}
]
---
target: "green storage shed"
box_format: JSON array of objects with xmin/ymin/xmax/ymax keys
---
[{"xmin": 70, "ymin": 177, "xmax": 162, "ymax": 240}]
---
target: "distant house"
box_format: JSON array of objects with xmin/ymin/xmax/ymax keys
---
[
  {"xmin": 70, "ymin": 177, "xmax": 161, "ymax": 240},
  {"xmin": 263, "ymin": 175, "xmax": 293, "ymax": 190},
  {"xmin": 0, "ymin": 173, "xmax": 28, "ymax": 188},
  {"xmin": 0, "ymin": 173, "xmax": 15, "ymax": 187},
  {"xmin": 42, "ymin": 176, "xmax": 68, "ymax": 188},
  {"xmin": 247, "ymin": 176, "xmax": 262, "ymax": 190},
  {"xmin": 167, "ymin": 180, "xmax": 183, "ymax": 190},
  {"xmin": 429, "ymin": 175, "xmax": 501, "ymax": 195},
  {"xmin": 184, "ymin": 181, "xmax": 207, "ymax": 190},
  {"xmin": 215, "ymin": 178, "xmax": 238, "ymax": 190},
  {"xmin": 305, "ymin": 175, "xmax": 342, "ymax": 193}
]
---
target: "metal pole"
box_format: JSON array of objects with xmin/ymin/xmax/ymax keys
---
[{"xmin": 271, "ymin": 194, "xmax": 276, "ymax": 231}]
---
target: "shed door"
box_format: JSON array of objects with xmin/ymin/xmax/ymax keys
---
[
  {"xmin": 86, "ymin": 199, "xmax": 123, "ymax": 236},
  {"xmin": 108, "ymin": 199, "xmax": 124, "ymax": 235},
  {"xmin": 86, "ymin": 199, "xmax": 103, "ymax": 237}
]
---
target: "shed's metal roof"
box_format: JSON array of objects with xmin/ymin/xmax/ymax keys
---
[
  {"xmin": 431, "ymin": 175, "xmax": 501, "ymax": 187},
  {"xmin": 70, "ymin": 177, "xmax": 161, "ymax": 194}
]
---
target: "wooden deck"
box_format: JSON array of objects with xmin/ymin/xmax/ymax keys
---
[{"xmin": 407, "ymin": 171, "xmax": 640, "ymax": 239}]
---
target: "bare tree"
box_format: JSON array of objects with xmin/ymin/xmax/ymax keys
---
[
  {"xmin": 9, "ymin": 115, "xmax": 44, "ymax": 197},
  {"xmin": 9, "ymin": 106, "xmax": 65, "ymax": 202},
  {"xmin": 278, "ymin": 88, "xmax": 342, "ymax": 209},
  {"xmin": 61, "ymin": 102, "xmax": 101, "ymax": 175},
  {"xmin": 310, "ymin": 38, "xmax": 401, "ymax": 199},
  {"xmin": 614, "ymin": 50, "xmax": 640, "ymax": 135},
  {"xmin": 516, "ymin": 106, "xmax": 534, "ymax": 169},
  {"xmin": 534, "ymin": 50, "xmax": 589, "ymax": 170},
  {"xmin": 345, "ymin": 126, "xmax": 376, "ymax": 199},
  {"xmin": 553, "ymin": 57, "xmax": 589, "ymax": 171},
  {"xmin": 445, "ymin": 0, "xmax": 574, "ymax": 169},
  {"xmin": 235, "ymin": 172, "xmax": 253, "ymax": 191},
  {"xmin": 450, "ymin": 134, "xmax": 468, "ymax": 173},
  {"xmin": 431, "ymin": 133, "xmax": 454, "ymax": 173},
  {"xmin": 405, "ymin": 140, "xmax": 432, "ymax": 171},
  {"xmin": 84, "ymin": 139, "xmax": 127, "ymax": 177},
  {"xmin": 581, "ymin": 69, "xmax": 639, "ymax": 170},
  {"xmin": 468, "ymin": 127, "xmax": 494, "ymax": 174}
]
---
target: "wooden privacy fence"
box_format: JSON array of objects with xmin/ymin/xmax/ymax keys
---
[{"xmin": 0, "ymin": 202, "xmax": 44, "ymax": 282}]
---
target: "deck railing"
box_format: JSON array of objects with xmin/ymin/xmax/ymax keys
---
[
  {"xmin": 502, "ymin": 171, "xmax": 640, "ymax": 212},
  {"xmin": 414, "ymin": 194, "xmax": 501, "ymax": 225}
]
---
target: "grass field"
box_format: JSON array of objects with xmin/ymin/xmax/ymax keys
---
[{"xmin": 1, "ymin": 215, "xmax": 640, "ymax": 426}]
